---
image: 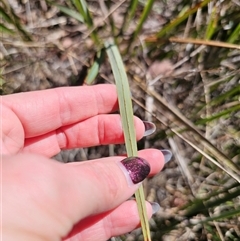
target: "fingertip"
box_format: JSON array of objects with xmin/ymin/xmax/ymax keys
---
[
  {"xmin": 149, "ymin": 201, "xmax": 160, "ymax": 215},
  {"xmin": 134, "ymin": 116, "xmax": 145, "ymax": 140},
  {"xmin": 119, "ymin": 157, "xmax": 151, "ymax": 185},
  {"xmin": 125, "ymin": 201, "xmax": 159, "ymax": 226},
  {"xmin": 116, "ymin": 200, "xmax": 154, "ymax": 224},
  {"xmin": 145, "ymin": 200, "xmax": 154, "ymax": 219},
  {"xmin": 138, "ymin": 149, "xmax": 165, "ymax": 176}
]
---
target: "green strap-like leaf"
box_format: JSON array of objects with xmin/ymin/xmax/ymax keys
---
[
  {"xmin": 72, "ymin": 0, "xmax": 93, "ymax": 27},
  {"xmin": 127, "ymin": 0, "xmax": 155, "ymax": 52},
  {"xmin": 105, "ymin": 39, "xmax": 151, "ymax": 241},
  {"xmin": 120, "ymin": 0, "xmax": 138, "ymax": 34},
  {"xmin": 71, "ymin": 0, "xmax": 100, "ymax": 44},
  {"xmin": 55, "ymin": 5, "xmax": 84, "ymax": 23},
  {"xmin": 0, "ymin": 23, "xmax": 14, "ymax": 35},
  {"xmin": 227, "ymin": 23, "xmax": 240, "ymax": 44},
  {"xmin": 85, "ymin": 49, "xmax": 105, "ymax": 85}
]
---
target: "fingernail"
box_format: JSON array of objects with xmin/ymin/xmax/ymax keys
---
[
  {"xmin": 120, "ymin": 157, "xmax": 150, "ymax": 185},
  {"xmin": 149, "ymin": 202, "xmax": 160, "ymax": 214},
  {"xmin": 160, "ymin": 149, "xmax": 172, "ymax": 163},
  {"xmin": 143, "ymin": 121, "xmax": 156, "ymax": 137}
]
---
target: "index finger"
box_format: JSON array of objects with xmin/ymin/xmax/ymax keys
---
[{"xmin": 3, "ymin": 84, "xmax": 118, "ymax": 138}]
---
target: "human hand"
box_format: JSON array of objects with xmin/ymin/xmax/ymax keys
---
[
  {"xmin": 2, "ymin": 84, "xmax": 169, "ymax": 241},
  {"xmin": 2, "ymin": 84, "xmax": 145, "ymax": 156}
]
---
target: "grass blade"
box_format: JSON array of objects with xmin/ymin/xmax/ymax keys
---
[
  {"xmin": 72, "ymin": 0, "xmax": 100, "ymax": 44},
  {"xmin": 85, "ymin": 49, "xmax": 105, "ymax": 85},
  {"xmin": 72, "ymin": 0, "xmax": 93, "ymax": 27},
  {"xmin": 133, "ymin": 0, "xmax": 155, "ymax": 38},
  {"xmin": 227, "ymin": 23, "xmax": 240, "ymax": 44},
  {"xmin": 0, "ymin": 23, "xmax": 14, "ymax": 35},
  {"xmin": 196, "ymin": 104, "xmax": 240, "ymax": 125},
  {"xmin": 169, "ymin": 37, "xmax": 240, "ymax": 50},
  {"xmin": 119, "ymin": 0, "xmax": 138, "ymax": 34},
  {"xmin": 200, "ymin": 208, "xmax": 240, "ymax": 223},
  {"xmin": 8, "ymin": 5, "xmax": 32, "ymax": 41},
  {"xmin": 1, "ymin": 2, "xmax": 32, "ymax": 41},
  {"xmin": 209, "ymin": 87, "xmax": 240, "ymax": 106},
  {"xmin": 127, "ymin": 0, "xmax": 155, "ymax": 51},
  {"xmin": 0, "ymin": 6, "xmax": 14, "ymax": 23},
  {"xmin": 156, "ymin": 0, "xmax": 211, "ymax": 38},
  {"xmin": 204, "ymin": 6, "xmax": 218, "ymax": 40},
  {"xmin": 55, "ymin": 5, "xmax": 84, "ymax": 23},
  {"xmin": 105, "ymin": 39, "xmax": 151, "ymax": 241}
]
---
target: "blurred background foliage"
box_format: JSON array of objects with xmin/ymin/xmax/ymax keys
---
[{"xmin": 1, "ymin": 0, "xmax": 240, "ymax": 240}]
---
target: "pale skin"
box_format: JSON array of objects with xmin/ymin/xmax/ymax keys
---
[{"xmin": 2, "ymin": 84, "xmax": 165, "ymax": 241}]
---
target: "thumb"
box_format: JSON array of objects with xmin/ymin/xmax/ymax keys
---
[
  {"xmin": 3, "ymin": 150, "xmax": 164, "ymax": 240},
  {"xmin": 65, "ymin": 155, "xmax": 151, "ymax": 221}
]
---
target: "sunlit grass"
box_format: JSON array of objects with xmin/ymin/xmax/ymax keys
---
[{"xmin": 1, "ymin": 0, "xmax": 240, "ymax": 240}]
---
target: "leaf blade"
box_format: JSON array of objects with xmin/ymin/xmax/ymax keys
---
[{"xmin": 105, "ymin": 39, "xmax": 151, "ymax": 241}]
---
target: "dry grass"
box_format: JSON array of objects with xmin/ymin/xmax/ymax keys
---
[{"xmin": 1, "ymin": 0, "xmax": 240, "ymax": 240}]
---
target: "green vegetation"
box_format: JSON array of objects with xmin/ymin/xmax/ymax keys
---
[{"xmin": 1, "ymin": 0, "xmax": 239, "ymax": 240}]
